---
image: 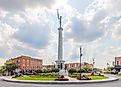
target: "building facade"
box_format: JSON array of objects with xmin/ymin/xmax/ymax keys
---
[
  {"xmin": 8, "ymin": 55, "xmax": 43, "ymax": 71},
  {"xmin": 114, "ymin": 57, "xmax": 121, "ymax": 72},
  {"xmin": 65, "ymin": 62, "xmax": 93, "ymax": 70},
  {"xmin": 43, "ymin": 62, "xmax": 93, "ymax": 70}
]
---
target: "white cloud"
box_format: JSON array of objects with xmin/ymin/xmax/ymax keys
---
[
  {"xmin": 0, "ymin": 21, "xmax": 16, "ymax": 45},
  {"xmin": 52, "ymin": 0, "xmax": 68, "ymax": 9},
  {"xmin": 112, "ymin": 19, "xmax": 121, "ymax": 40},
  {"xmin": 0, "ymin": 58, "xmax": 7, "ymax": 66},
  {"xmin": 10, "ymin": 14, "xmax": 25, "ymax": 24},
  {"xmin": 0, "ymin": 21, "xmax": 16, "ymax": 57},
  {"xmin": 1, "ymin": 0, "xmax": 121, "ymax": 68},
  {"xmin": 13, "ymin": 21, "xmax": 52, "ymax": 49},
  {"xmin": 95, "ymin": 0, "xmax": 121, "ymax": 17},
  {"xmin": 0, "ymin": 0, "xmax": 55, "ymax": 12},
  {"xmin": 0, "ymin": 9, "xmax": 7, "ymax": 17},
  {"xmin": 0, "ymin": 0, "xmax": 57, "ymax": 65},
  {"xmin": 0, "ymin": 21, "xmax": 45, "ymax": 62},
  {"xmin": 64, "ymin": 8, "xmax": 107, "ymax": 43}
]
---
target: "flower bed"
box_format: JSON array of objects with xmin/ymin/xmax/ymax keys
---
[
  {"xmin": 14, "ymin": 74, "xmax": 59, "ymax": 81},
  {"xmin": 77, "ymin": 75, "xmax": 91, "ymax": 80},
  {"xmin": 55, "ymin": 75, "xmax": 69, "ymax": 81},
  {"xmin": 70, "ymin": 73, "xmax": 108, "ymax": 80}
]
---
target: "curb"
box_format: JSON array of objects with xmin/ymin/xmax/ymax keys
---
[{"xmin": 2, "ymin": 77, "xmax": 119, "ymax": 84}]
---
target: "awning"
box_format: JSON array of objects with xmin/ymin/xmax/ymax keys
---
[{"xmin": 114, "ymin": 66, "xmax": 121, "ymax": 69}]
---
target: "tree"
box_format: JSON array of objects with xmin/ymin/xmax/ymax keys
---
[
  {"xmin": 0, "ymin": 66, "xmax": 5, "ymax": 74},
  {"xmin": 107, "ymin": 66, "xmax": 114, "ymax": 71},
  {"xmin": 52, "ymin": 68, "xmax": 59, "ymax": 73},
  {"xmin": 4, "ymin": 61, "xmax": 18, "ymax": 75},
  {"xmin": 46, "ymin": 68, "xmax": 52, "ymax": 73},
  {"xmin": 77, "ymin": 68, "xmax": 92, "ymax": 73},
  {"xmin": 35, "ymin": 69, "xmax": 43, "ymax": 73},
  {"xmin": 78, "ymin": 68, "xmax": 86, "ymax": 73},
  {"xmin": 68, "ymin": 68, "xmax": 77, "ymax": 74},
  {"xmin": 83, "ymin": 68, "xmax": 92, "ymax": 73}
]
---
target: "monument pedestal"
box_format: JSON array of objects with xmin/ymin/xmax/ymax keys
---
[
  {"xmin": 55, "ymin": 60, "xmax": 65, "ymax": 69},
  {"xmin": 55, "ymin": 10, "xmax": 68, "ymax": 76},
  {"xmin": 59, "ymin": 69, "xmax": 68, "ymax": 76},
  {"xmin": 55, "ymin": 60, "xmax": 68, "ymax": 76}
]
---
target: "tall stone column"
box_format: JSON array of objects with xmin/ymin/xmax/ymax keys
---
[
  {"xmin": 55, "ymin": 9, "xmax": 65, "ymax": 70},
  {"xmin": 55, "ymin": 27, "xmax": 65, "ymax": 70},
  {"xmin": 58, "ymin": 27, "xmax": 63, "ymax": 61},
  {"xmin": 55, "ymin": 9, "xmax": 68, "ymax": 76}
]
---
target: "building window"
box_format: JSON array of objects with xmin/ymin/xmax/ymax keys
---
[
  {"xmin": 17, "ymin": 59, "xmax": 20, "ymax": 63},
  {"xmin": 74, "ymin": 64, "xmax": 76, "ymax": 67},
  {"xmin": 68, "ymin": 64, "xmax": 70, "ymax": 67},
  {"xmin": 23, "ymin": 64, "xmax": 25, "ymax": 66},
  {"xmin": 23, "ymin": 59, "xmax": 25, "ymax": 62},
  {"xmin": 117, "ymin": 61, "xmax": 119, "ymax": 65},
  {"xmin": 71, "ymin": 64, "xmax": 74, "ymax": 67},
  {"xmin": 27, "ymin": 60, "xmax": 29, "ymax": 62}
]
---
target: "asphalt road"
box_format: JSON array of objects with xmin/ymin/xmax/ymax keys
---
[{"xmin": 0, "ymin": 75, "xmax": 121, "ymax": 87}]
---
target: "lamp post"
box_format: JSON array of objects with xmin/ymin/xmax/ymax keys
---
[
  {"xmin": 52, "ymin": 62, "xmax": 55, "ymax": 68},
  {"xmin": 80, "ymin": 46, "xmax": 83, "ymax": 79},
  {"xmin": 93, "ymin": 58, "xmax": 95, "ymax": 73}
]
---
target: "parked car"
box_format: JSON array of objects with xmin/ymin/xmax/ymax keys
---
[
  {"xmin": 23, "ymin": 72, "xmax": 35, "ymax": 75},
  {"xmin": 110, "ymin": 71, "xmax": 118, "ymax": 74},
  {"xmin": 118, "ymin": 72, "xmax": 121, "ymax": 74}
]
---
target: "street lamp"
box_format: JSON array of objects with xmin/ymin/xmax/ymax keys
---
[
  {"xmin": 79, "ymin": 46, "xmax": 83, "ymax": 79},
  {"xmin": 52, "ymin": 62, "xmax": 55, "ymax": 68},
  {"xmin": 93, "ymin": 58, "xmax": 95, "ymax": 73}
]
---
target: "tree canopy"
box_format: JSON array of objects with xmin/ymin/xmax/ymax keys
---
[{"xmin": 4, "ymin": 61, "xmax": 18, "ymax": 71}]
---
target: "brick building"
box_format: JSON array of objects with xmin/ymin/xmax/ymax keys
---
[
  {"xmin": 43, "ymin": 62, "xmax": 93, "ymax": 70},
  {"xmin": 43, "ymin": 65, "xmax": 54, "ymax": 69},
  {"xmin": 7, "ymin": 55, "xmax": 43, "ymax": 71},
  {"xmin": 114, "ymin": 57, "xmax": 121, "ymax": 72},
  {"xmin": 65, "ymin": 62, "xmax": 93, "ymax": 70}
]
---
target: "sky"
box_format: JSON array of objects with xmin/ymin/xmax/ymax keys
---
[{"xmin": 0, "ymin": 0, "xmax": 121, "ymax": 68}]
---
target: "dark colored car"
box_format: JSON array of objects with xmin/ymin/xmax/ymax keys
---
[
  {"xmin": 23, "ymin": 72, "xmax": 34, "ymax": 75},
  {"xmin": 110, "ymin": 71, "xmax": 118, "ymax": 74}
]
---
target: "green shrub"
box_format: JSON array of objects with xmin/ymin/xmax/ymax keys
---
[
  {"xmin": 68, "ymin": 68, "xmax": 77, "ymax": 74},
  {"xmin": 52, "ymin": 68, "xmax": 59, "ymax": 73},
  {"xmin": 35, "ymin": 69, "xmax": 43, "ymax": 73},
  {"xmin": 78, "ymin": 68, "xmax": 92, "ymax": 73}
]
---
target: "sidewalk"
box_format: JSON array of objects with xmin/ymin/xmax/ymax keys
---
[{"xmin": 1, "ymin": 75, "xmax": 119, "ymax": 84}]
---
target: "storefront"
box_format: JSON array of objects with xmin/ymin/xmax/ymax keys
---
[{"xmin": 114, "ymin": 65, "xmax": 121, "ymax": 72}]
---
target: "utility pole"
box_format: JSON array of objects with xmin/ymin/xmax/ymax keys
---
[
  {"xmin": 80, "ymin": 46, "xmax": 83, "ymax": 79},
  {"xmin": 93, "ymin": 58, "xmax": 95, "ymax": 73}
]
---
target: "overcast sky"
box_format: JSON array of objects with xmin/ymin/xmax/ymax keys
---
[{"xmin": 0, "ymin": 0, "xmax": 121, "ymax": 68}]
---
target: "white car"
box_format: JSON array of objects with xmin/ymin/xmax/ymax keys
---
[{"xmin": 118, "ymin": 72, "xmax": 121, "ymax": 74}]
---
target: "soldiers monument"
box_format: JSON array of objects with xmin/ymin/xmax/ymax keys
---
[{"xmin": 55, "ymin": 9, "xmax": 68, "ymax": 75}]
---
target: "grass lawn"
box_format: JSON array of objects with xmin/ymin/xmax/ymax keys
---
[
  {"xmin": 14, "ymin": 74, "xmax": 108, "ymax": 81},
  {"xmin": 88, "ymin": 76, "xmax": 108, "ymax": 80},
  {"xmin": 69, "ymin": 73, "xmax": 108, "ymax": 80},
  {"xmin": 15, "ymin": 75, "xmax": 58, "ymax": 81},
  {"xmin": 116, "ymin": 74, "xmax": 121, "ymax": 76}
]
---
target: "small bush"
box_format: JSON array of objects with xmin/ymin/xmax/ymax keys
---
[
  {"xmin": 35, "ymin": 69, "xmax": 43, "ymax": 73},
  {"xmin": 68, "ymin": 68, "xmax": 77, "ymax": 74},
  {"xmin": 52, "ymin": 68, "xmax": 59, "ymax": 73},
  {"xmin": 12, "ymin": 73, "xmax": 23, "ymax": 78}
]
